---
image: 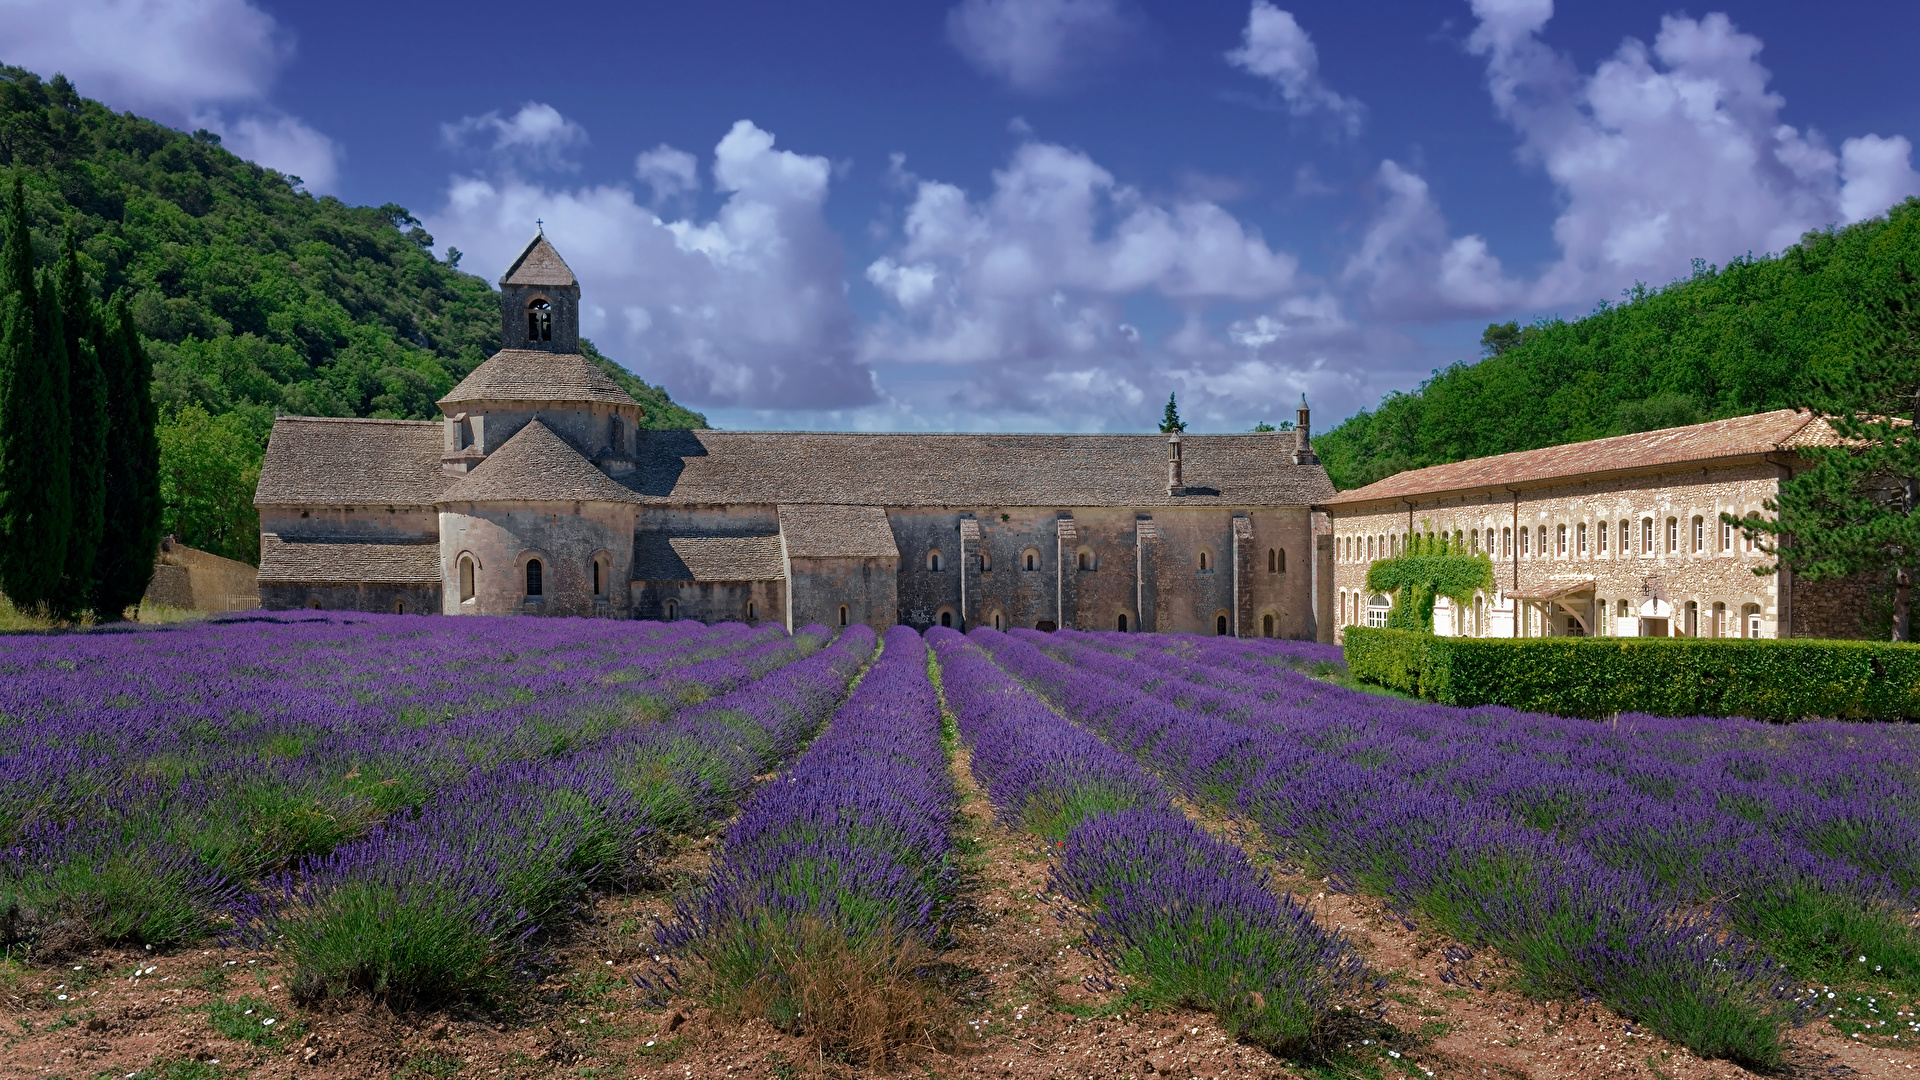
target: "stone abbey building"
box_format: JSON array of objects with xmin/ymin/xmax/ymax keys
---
[
  {"xmin": 254, "ymin": 235, "xmax": 1334, "ymax": 636},
  {"xmin": 1322, "ymin": 409, "xmax": 1870, "ymax": 641}
]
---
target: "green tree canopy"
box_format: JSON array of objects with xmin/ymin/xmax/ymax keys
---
[
  {"xmin": 1315, "ymin": 200, "xmax": 1920, "ymax": 490},
  {"xmin": 1159, "ymin": 392, "xmax": 1186, "ymax": 434}
]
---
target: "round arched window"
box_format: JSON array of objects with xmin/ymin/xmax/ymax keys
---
[
  {"xmin": 525, "ymin": 559, "xmax": 544, "ymax": 597},
  {"xmin": 1366, "ymin": 593, "xmax": 1392, "ymax": 628},
  {"xmin": 527, "ymin": 298, "xmax": 553, "ymax": 342}
]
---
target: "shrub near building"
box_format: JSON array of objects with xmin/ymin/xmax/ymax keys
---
[{"xmin": 1344, "ymin": 626, "xmax": 1920, "ymax": 721}]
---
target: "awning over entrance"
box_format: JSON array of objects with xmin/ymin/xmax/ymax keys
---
[{"xmin": 1506, "ymin": 579, "xmax": 1596, "ymax": 602}]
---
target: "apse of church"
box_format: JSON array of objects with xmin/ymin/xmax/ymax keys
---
[{"xmin": 253, "ymin": 234, "xmax": 1335, "ymax": 637}]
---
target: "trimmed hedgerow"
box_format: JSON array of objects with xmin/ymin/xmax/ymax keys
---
[{"xmin": 1344, "ymin": 627, "xmax": 1920, "ymax": 721}]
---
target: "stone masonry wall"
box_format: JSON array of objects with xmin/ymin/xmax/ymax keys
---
[{"xmin": 440, "ymin": 502, "xmax": 638, "ymax": 617}]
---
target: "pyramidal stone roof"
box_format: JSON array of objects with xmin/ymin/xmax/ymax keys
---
[
  {"xmin": 440, "ymin": 419, "xmax": 641, "ymax": 504},
  {"xmin": 1324, "ymin": 408, "xmax": 1842, "ymax": 506},
  {"xmin": 500, "ymin": 233, "xmax": 576, "ymax": 287},
  {"xmin": 438, "ymin": 350, "xmax": 637, "ymax": 407}
]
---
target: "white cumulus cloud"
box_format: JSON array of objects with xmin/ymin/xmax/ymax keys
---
[
  {"xmin": 428, "ymin": 116, "xmax": 872, "ymax": 411},
  {"xmin": 442, "ymin": 103, "xmax": 588, "ymax": 171},
  {"xmin": 635, "ymin": 144, "xmax": 700, "ymax": 205},
  {"xmin": 1466, "ymin": 2, "xmax": 1920, "ymax": 307},
  {"xmin": 0, "ymin": 0, "xmax": 342, "ymax": 191},
  {"xmin": 1342, "ymin": 160, "xmax": 1521, "ymax": 319},
  {"xmin": 946, "ymin": 0, "xmax": 1144, "ymax": 94},
  {"xmin": 1225, "ymin": 2, "xmax": 1363, "ymax": 136}
]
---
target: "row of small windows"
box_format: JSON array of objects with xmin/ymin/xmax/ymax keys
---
[
  {"xmin": 927, "ymin": 546, "xmax": 1286, "ymax": 573},
  {"xmin": 456, "ymin": 554, "xmax": 613, "ymax": 602},
  {"xmin": 1338, "ymin": 515, "xmax": 1761, "ymax": 562},
  {"xmin": 1338, "ymin": 591, "xmax": 1767, "ymax": 639}
]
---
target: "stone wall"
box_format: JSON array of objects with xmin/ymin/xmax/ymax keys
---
[
  {"xmin": 263, "ymin": 582, "xmax": 440, "ymax": 613},
  {"xmin": 787, "ymin": 556, "xmax": 897, "ymax": 632},
  {"xmin": 440, "ymin": 502, "xmax": 638, "ymax": 617},
  {"xmin": 142, "ymin": 539, "xmax": 260, "ymax": 612},
  {"xmin": 632, "ymin": 580, "xmax": 784, "ymax": 626},
  {"xmin": 1322, "ymin": 460, "xmax": 1883, "ymax": 640}
]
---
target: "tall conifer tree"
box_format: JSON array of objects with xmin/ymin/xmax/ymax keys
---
[
  {"xmin": 91, "ymin": 290, "xmax": 161, "ymax": 619},
  {"xmin": 57, "ymin": 224, "xmax": 105, "ymax": 617},
  {"xmin": 0, "ymin": 176, "xmax": 71, "ymax": 612}
]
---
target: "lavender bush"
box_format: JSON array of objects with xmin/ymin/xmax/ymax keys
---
[
  {"xmin": 998, "ymin": 628, "xmax": 1833, "ymax": 1067},
  {"xmin": 930, "ymin": 627, "xmax": 1377, "ymax": 1055}
]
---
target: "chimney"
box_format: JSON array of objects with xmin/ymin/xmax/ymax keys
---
[
  {"xmin": 1292, "ymin": 393, "xmax": 1319, "ymax": 465},
  {"xmin": 1167, "ymin": 432, "xmax": 1185, "ymax": 496}
]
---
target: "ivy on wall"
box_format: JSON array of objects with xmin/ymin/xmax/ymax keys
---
[{"xmin": 1364, "ymin": 533, "xmax": 1495, "ymax": 632}]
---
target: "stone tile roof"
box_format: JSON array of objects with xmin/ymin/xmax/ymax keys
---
[
  {"xmin": 500, "ymin": 233, "xmax": 577, "ymax": 287},
  {"xmin": 777, "ymin": 505, "xmax": 900, "ymax": 559},
  {"xmin": 254, "ymin": 417, "xmax": 451, "ymax": 507},
  {"xmin": 632, "ymin": 534, "xmax": 787, "ymax": 582},
  {"xmin": 258, "ymin": 534, "xmax": 441, "ymax": 585},
  {"xmin": 439, "ymin": 350, "xmax": 637, "ymax": 407},
  {"xmin": 626, "ymin": 431, "xmax": 1330, "ymax": 508},
  {"xmin": 440, "ymin": 420, "xmax": 642, "ymax": 504},
  {"xmin": 1324, "ymin": 409, "xmax": 1839, "ymax": 506}
]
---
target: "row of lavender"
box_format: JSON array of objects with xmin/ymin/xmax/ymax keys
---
[
  {"xmin": 0, "ymin": 614, "xmax": 860, "ymax": 980},
  {"xmin": 987, "ymin": 627, "xmax": 1892, "ymax": 1068},
  {"xmin": 266, "ymin": 622, "xmax": 877, "ymax": 1003},
  {"xmin": 657, "ymin": 626, "xmax": 956, "ymax": 1060},
  {"xmin": 1129, "ymin": 632, "xmax": 1920, "ymax": 988},
  {"xmin": 928, "ymin": 627, "xmax": 1378, "ymax": 1054}
]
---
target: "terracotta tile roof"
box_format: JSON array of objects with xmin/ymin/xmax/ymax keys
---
[
  {"xmin": 626, "ymin": 431, "xmax": 1331, "ymax": 508},
  {"xmin": 440, "ymin": 420, "xmax": 642, "ymax": 504},
  {"xmin": 439, "ymin": 350, "xmax": 636, "ymax": 407},
  {"xmin": 632, "ymin": 534, "xmax": 787, "ymax": 582},
  {"xmin": 254, "ymin": 417, "xmax": 451, "ymax": 507},
  {"xmin": 777, "ymin": 505, "xmax": 900, "ymax": 559},
  {"xmin": 500, "ymin": 233, "xmax": 577, "ymax": 287},
  {"xmin": 258, "ymin": 534, "xmax": 441, "ymax": 585},
  {"xmin": 1324, "ymin": 409, "xmax": 1836, "ymax": 506}
]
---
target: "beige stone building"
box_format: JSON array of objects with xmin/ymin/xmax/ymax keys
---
[
  {"xmin": 1320, "ymin": 410, "xmax": 1872, "ymax": 642},
  {"xmin": 253, "ymin": 235, "xmax": 1336, "ymax": 636}
]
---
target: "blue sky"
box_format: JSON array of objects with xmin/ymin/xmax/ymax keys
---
[{"xmin": 5, "ymin": 0, "xmax": 1918, "ymax": 434}]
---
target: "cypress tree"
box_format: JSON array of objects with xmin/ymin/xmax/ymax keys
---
[
  {"xmin": 91, "ymin": 290, "xmax": 161, "ymax": 620},
  {"xmin": 57, "ymin": 224, "xmax": 105, "ymax": 618},
  {"xmin": 0, "ymin": 175, "xmax": 71, "ymax": 613}
]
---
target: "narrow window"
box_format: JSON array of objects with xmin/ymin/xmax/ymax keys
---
[
  {"xmin": 1692, "ymin": 515, "xmax": 1704, "ymax": 552},
  {"xmin": 1262, "ymin": 613, "xmax": 1275, "ymax": 637},
  {"xmin": 1712, "ymin": 602, "xmax": 1726, "ymax": 637},
  {"xmin": 1666, "ymin": 517, "xmax": 1678, "ymax": 553},
  {"xmin": 459, "ymin": 556, "xmax": 475, "ymax": 602},
  {"xmin": 1618, "ymin": 599, "xmax": 1629, "ymax": 619},
  {"xmin": 1078, "ymin": 550, "xmax": 1092, "ymax": 571},
  {"xmin": 609, "ymin": 416, "xmax": 623, "ymax": 453},
  {"xmin": 1520, "ymin": 527, "xmax": 1530, "ymax": 556},
  {"xmin": 1537, "ymin": 526, "xmax": 1546, "ymax": 556},
  {"xmin": 1557, "ymin": 524, "xmax": 1567, "ymax": 556},
  {"xmin": 992, "ymin": 611, "xmax": 1004, "ymax": 630},
  {"xmin": 309, "ymin": 598, "xmax": 322, "ymax": 610},
  {"xmin": 1023, "ymin": 549, "xmax": 1039, "ymax": 571},
  {"xmin": 1641, "ymin": 518, "xmax": 1653, "ymax": 553},
  {"xmin": 1268, "ymin": 548, "xmax": 1277, "ymax": 573},
  {"xmin": 1471, "ymin": 531, "xmax": 1480, "ymax": 555},
  {"xmin": 1685, "ymin": 600, "xmax": 1698, "ymax": 636},
  {"xmin": 1721, "ymin": 519, "xmax": 1733, "ymax": 552},
  {"xmin": 1117, "ymin": 613, "xmax": 1128, "ymax": 632},
  {"xmin": 747, "ymin": 600, "xmax": 757, "ymax": 621},
  {"xmin": 393, "ymin": 599, "xmax": 404, "ymax": 615},
  {"xmin": 592, "ymin": 559, "xmax": 603, "ymax": 595},
  {"xmin": 980, "ymin": 549, "xmax": 992, "ymax": 572},
  {"xmin": 940, "ymin": 611, "xmax": 952, "ymax": 628},
  {"xmin": 666, "ymin": 598, "xmax": 677, "ymax": 620},
  {"xmin": 1199, "ymin": 550, "xmax": 1210, "ymax": 571},
  {"xmin": 527, "ymin": 298, "xmax": 553, "ymax": 342},
  {"xmin": 1578, "ymin": 523, "xmax": 1588, "ymax": 555},
  {"xmin": 1277, "ymin": 548, "xmax": 1286, "ymax": 572},
  {"xmin": 1597, "ymin": 521, "xmax": 1607, "ymax": 554},
  {"xmin": 928, "ymin": 549, "xmax": 944, "ymax": 572},
  {"xmin": 1502, "ymin": 527, "xmax": 1511, "ymax": 557},
  {"xmin": 1744, "ymin": 603, "xmax": 1762, "ymax": 638},
  {"xmin": 1215, "ymin": 613, "xmax": 1229, "ymax": 636},
  {"xmin": 525, "ymin": 559, "xmax": 544, "ymax": 597},
  {"xmin": 1367, "ymin": 536, "xmax": 1375, "ymax": 560},
  {"xmin": 838, "ymin": 604, "xmax": 849, "ymax": 627}
]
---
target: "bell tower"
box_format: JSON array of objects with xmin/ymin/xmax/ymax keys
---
[{"xmin": 498, "ymin": 230, "xmax": 581, "ymax": 354}]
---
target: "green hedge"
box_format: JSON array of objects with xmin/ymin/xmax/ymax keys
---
[{"xmin": 1343, "ymin": 627, "xmax": 1920, "ymax": 722}]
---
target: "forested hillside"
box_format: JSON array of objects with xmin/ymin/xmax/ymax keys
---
[
  {"xmin": 0, "ymin": 65, "xmax": 705, "ymax": 564},
  {"xmin": 1315, "ymin": 198, "xmax": 1920, "ymax": 490}
]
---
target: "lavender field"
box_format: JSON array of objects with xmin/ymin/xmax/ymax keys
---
[{"xmin": 2, "ymin": 615, "xmax": 1916, "ymax": 1073}]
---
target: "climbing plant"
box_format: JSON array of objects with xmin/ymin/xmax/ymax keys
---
[{"xmin": 1365, "ymin": 533, "xmax": 1495, "ymax": 633}]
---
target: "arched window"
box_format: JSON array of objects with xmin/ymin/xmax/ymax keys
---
[
  {"xmin": 1022, "ymin": 548, "xmax": 1040, "ymax": 571},
  {"xmin": 1473, "ymin": 595, "xmax": 1485, "ymax": 637},
  {"xmin": 1666, "ymin": 517, "xmax": 1679, "ymax": 553},
  {"xmin": 527, "ymin": 298, "xmax": 552, "ymax": 342},
  {"xmin": 666, "ymin": 598, "xmax": 677, "ymax": 620},
  {"xmin": 927, "ymin": 549, "xmax": 944, "ymax": 572},
  {"xmin": 1117, "ymin": 613, "xmax": 1128, "ymax": 632},
  {"xmin": 1619, "ymin": 520, "xmax": 1630, "ymax": 554},
  {"xmin": 1597, "ymin": 522, "xmax": 1607, "ymax": 554},
  {"xmin": 1712, "ymin": 602, "xmax": 1726, "ymax": 637},
  {"xmin": 1520, "ymin": 527, "xmax": 1530, "ymax": 556},
  {"xmin": 1537, "ymin": 526, "xmax": 1546, "ymax": 557},
  {"xmin": 940, "ymin": 610, "xmax": 952, "ymax": 628},
  {"xmin": 609, "ymin": 416, "xmax": 623, "ymax": 453},
  {"xmin": 393, "ymin": 599, "xmax": 404, "ymax": 614},
  {"xmin": 747, "ymin": 600, "xmax": 757, "ymax": 621},
  {"xmin": 1502, "ymin": 527, "xmax": 1511, "ymax": 557},
  {"xmin": 592, "ymin": 558, "xmax": 604, "ymax": 597},
  {"xmin": 459, "ymin": 556, "xmax": 476, "ymax": 602},
  {"xmin": 1721, "ymin": 519, "xmax": 1733, "ymax": 552},
  {"xmin": 1557, "ymin": 524, "xmax": 1567, "ymax": 556},
  {"xmin": 1743, "ymin": 603, "xmax": 1762, "ymax": 638},
  {"xmin": 838, "ymin": 604, "xmax": 849, "ymax": 627},
  {"xmin": 1268, "ymin": 548, "xmax": 1277, "ymax": 573},
  {"xmin": 1198, "ymin": 550, "xmax": 1211, "ymax": 572},
  {"xmin": 1215, "ymin": 613, "xmax": 1229, "ymax": 636},
  {"xmin": 309, "ymin": 597, "xmax": 322, "ymax": 610},
  {"xmin": 1077, "ymin": 547, "xmax": 1095, "ymax": 571},
  {"xmin": 525, "ymin": 559, "xmax": 544, "ymax": 597},
  {"xmin": 1367, "ymin": 536, "xmax": 1375, "ymax": 560},
  {"xmin": 1641, "ymin": 518, "xmax": 1653, "ymax": 553},
  {"xmin": 1262, "ymin": 613, "xmax": 1275, "ymax": 637},
  {"xmin": 1577, "ymin": 523, "xmax": 1588, "ymax": 555},
  {"xmin": 1685, "ymin": 600, "xmax": 1698, "ymax": 636},
  {"xmin": 1366, "ymin": 593, "xmax": 1391, "ymax": 628},
  {"xmin": 1617, "ymin": 598, "xmax": 1629, "ymax": 619},
  {"xmin": 1692, "ymin": 515, "xmax": 1704, "ymax": 552},
  {"xmin": 980, "ymin": 549, "xmax": 992, "ymax": 572},
  {"xmin": 992, "ymin": 610, "xmax": 1004, "ymax": 630}
]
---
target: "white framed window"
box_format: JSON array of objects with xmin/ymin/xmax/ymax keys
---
[
  {"xmin": 1557, "ymin": 524, "xmax": 1567, "ymax": 556},
  {"xmin": 1641, "ymin": 518, "xmax": 1654, "ymax": 554},
  {"xmin": 1366, "ymin": 593, "xmax": 1392, "ymax": 628},
  {"xmin": 1721, "ymin": 518, "xmax": 1733, "ymax": 552},
  {"xmin": 927, "ymin": 549, "xmax": 945, "ymax": 572},
  {"xmin": 1666, "ymin": 517, "xmax": 1679, "ymax": 553},
  {"xmin": 1503, "ymin": 527, "xmax": 1512, "ymax": 557},
  {"xmin": 1692, "ymin": 515, "xmax": 1704, "ymax": 552}
]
